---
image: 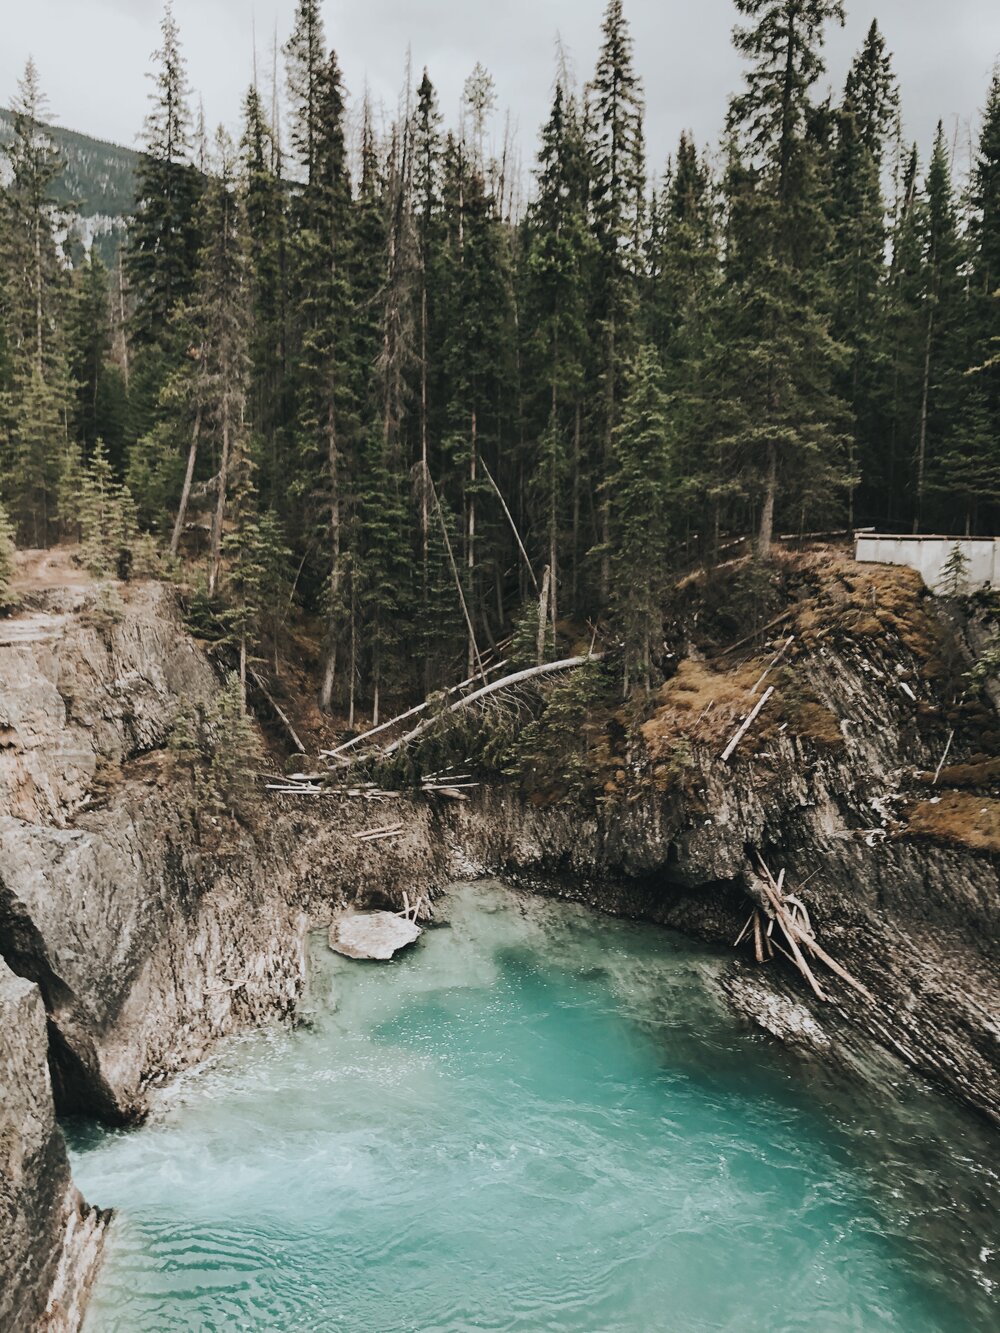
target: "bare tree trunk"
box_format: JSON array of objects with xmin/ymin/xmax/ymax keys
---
[
  {"xmin": 572, "ymin": 403, "xmax": 581, "ymax": 608},
  {"xmin": 426, "ymin": 461, "xmax": 485, "ymax": 682},
  {"xmin": 601, "ymin": 318, "xmax": 615, "ymax": 601},
  {"xmin": 116, "ymin": 252, "xmax": 130, "ymax": 389},
  {"xmin": 170, "ymin": 404, "xmax": 203, "ymax": 558},
  {"xmin": 420, "ymin": 281, "xmax": 430, "ymax": 688},
  {"xmin": 348, "ymin": 595, "xmax": 356, "ymax": 731},
  {"xmin": 320, "ymin": 400, "xmax": 342, "ymax": 713},
  {"xmin": 758, "ymin": 442, "xmax": 777, "ymax": 559},
  {"xmin": 466, "ymin": 409, "xmax": 477, "ymax": 679},
  {"xmin": 208, "ymin": 401, "xmax": 231, "ymax": 597},
  {"xmin": 915, "ymin": 306, "xmax": 934, "ymax": 534},
  {"xmin": 481, "ymin": 456, "xmax": 537, "ymax": 590},
  {"xmin": 536, "ymin": 565, "xmax": 551, "ymax": 666},
  {"xmin": 550, "ymin": 526, "xmax": 558, "ymax": 638}
]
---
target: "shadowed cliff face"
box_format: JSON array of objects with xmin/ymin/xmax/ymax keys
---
[{"xmin": 0, "ymin": 960, "xmax": 108, "ymax": 1333}]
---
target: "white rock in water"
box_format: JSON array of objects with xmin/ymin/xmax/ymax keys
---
[{"xmin": 329, "ymin": 912, "xmax": 422, "ymax": 961}]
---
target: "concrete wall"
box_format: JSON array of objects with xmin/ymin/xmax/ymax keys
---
[{"xmin": 854, "ymin": 535, "xmax": 1000, "ymax": 594}]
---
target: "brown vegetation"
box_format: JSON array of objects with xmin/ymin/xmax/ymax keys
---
[
  {"xmin": 905, "ymin": 794, "xmax": 1000, "ymax": 854},
  {"xmin": 918, "ymin": 756, "xmax": 1000, "ymax": 789}
]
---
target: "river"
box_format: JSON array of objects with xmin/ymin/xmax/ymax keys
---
[{"xmin": 68, "ymin": 881, "xmax": 999, "ymax": 1331}]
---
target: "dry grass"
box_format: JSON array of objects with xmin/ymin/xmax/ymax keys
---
[
  {"xmin": 640, "ymin": 654, "xmax": 845, "ymax": 765},
  {"xmin": 784, "ymin": 699, "xmax": 843, "ymax": 749},
  {"xmin": 641, "ymin": 659, "xmax": 768, "ymax": 757},
  {"xmin": 917, "ymin": 756, "xmax": 1000, "ymax": 789},
  {"xmin": 788, "ymin": 554, "xmax": 939, "ymax": 662},
  {"xmin": 905, "ymin": 793, "xmax": 1000, "ymax": 853}
]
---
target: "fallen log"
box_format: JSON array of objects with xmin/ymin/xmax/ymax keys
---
[
  {"xmin": 716, "ymin": 611, "xmax": 794, "ymax": 658},
  {"xmin": 752, "ymin": 637, "xmax": 795, "ymax": 696},
  {"xmin": 249, "ymin": 666, "xmax": 307, "ymax": 755},
  {"xmin": 722, "ymin": 686, "xmax": 775, "ymax": 763},
  {"xmin": 353, "ymin": 822, "xmax": 405, "ymax": 841},
  {"xmin": 749, "ymin": 858, "xmax": 873, "ymax": 1005}
]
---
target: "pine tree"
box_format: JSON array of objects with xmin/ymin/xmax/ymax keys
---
[
  {"xmin": 241, "ymin": 84, "xmax": 288, "ymax": 508},
  {"xmin": 286, "ymin": 43, "xmax": 359, "ymax": 712},
  {"xmin": 830, "ymin": 21, "xmax": 898, "ymax": 525},
  {"xmin": 587, "ymin": 0, "xmax": 646, "ymax": 597},
  {"xmin": 0, "ymin": 60, "xmax": 74, "ymax": 543},
  {"xmin": 875, "ymin": 144, "xmax": 926, "ymax": 527},
  {"xmin": 353, "ymin": 428, "xmax": 411, "ymax": 725},
  {"xmin": 67, "ymin": 252, "xmax": 127, "ymax": 468},
  {"xmin": 0, "ymin": 59, "xmax": 70, "ymax": 382},
  {"xmin": 148, "ymin": 130, "xmax": 250, "ymax": 570},
  {"xmin": 523, "ymin": 76, "xmax": 593, "ymax": 618},
  {"xmin": 283, "ymin": 0, "xmax": 326, "ymax": 187},
  {"xmin": 208, "ymin": 671, "xmax": 261, "ymax": 812},
  {"xmin": 644, "ymin": 133, "xmax": 718, "ymax": 547},
  {"xmin": 718, "ymin": 0, "xmax": 851, "ymax": 554},
  {"xmin": 0, "ymin": 501, "xmax": 19, "ymax": 613},
  {"xmin": 438, "ymin": 129, "xmax": 516, "ymax": 676},
  {"xmin": 965, "ymin": 69, "xmax": 1000, "ymax": 526},
  {"xmin": 411, "ymin": 70, "xmax": 446, "ymax": 681},
  {"xmin": 607, "ymin": 346, "xmax": 673, "ymax": 692},
  {"xmin": 127, "ymin": 2, "xmax": 202, "ymax": 355},
  {"xmin": 916, "ymin": 124, "xmax": 971, "ymax": 529},
  {"xmin": 941, "ymin": 542, "xmax": 970, "ymax": 597},
  {"xmin": 219, "ymin": 454, "xmax": 266, "ymax": 690},
  {"xmin": 9, "ymin": 367, "xmax": 65, "ymax": 547},
  {"xmin": 80, "ymin": 438, "xmax": 126, "ymax": 577}
]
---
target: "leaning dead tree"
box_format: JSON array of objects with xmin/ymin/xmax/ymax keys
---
[
  {"xmin": 280, "ymin": 645, "xmax": 602, "ymax": 778},
  {"xmin": 381, "ymin": 654, "xmax": 602, "ymax": 758}
]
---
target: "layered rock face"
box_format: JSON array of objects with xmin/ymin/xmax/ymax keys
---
[
  {"xmin": 0, "ymin": 582, "xmax": 306, "ymax": 1123},
  {"xmin": 0, "ymin": 960, "xmax": 107, "ymax": 1332}
]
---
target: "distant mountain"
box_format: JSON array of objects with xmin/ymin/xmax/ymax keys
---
[{"xmin": 0, "ymin": 110, "xmax": 138, "ymax": 264}]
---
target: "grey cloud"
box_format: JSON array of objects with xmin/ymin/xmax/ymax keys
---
[{"xmin": 2, "ymin": 0, "xmax": 999, "ymax": 171}]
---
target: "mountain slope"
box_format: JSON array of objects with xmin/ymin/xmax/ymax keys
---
[{"xmin": 0, "ymin": 110, "xmax": 138, "ymax": 262}]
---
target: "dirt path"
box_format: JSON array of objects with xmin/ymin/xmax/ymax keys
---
[{"xmin": 12, "ymin": 546, "xmax": 91, "ymax": 595}]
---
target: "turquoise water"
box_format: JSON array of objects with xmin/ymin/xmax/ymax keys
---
[{"xmin": 68, "ymin": 882, "xmax": 998, "ymax": 1332}]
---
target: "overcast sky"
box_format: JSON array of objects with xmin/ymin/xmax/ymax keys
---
[{"xmin": 3, "ymin": 0, "xmax": 999, "ymax": 177}]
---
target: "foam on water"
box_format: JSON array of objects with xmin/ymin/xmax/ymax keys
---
[{"xmin": 68, "ymin": 882, "xmax": 999, "ymax": 1332}]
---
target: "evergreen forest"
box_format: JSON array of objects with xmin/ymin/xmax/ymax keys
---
[{"xmin": 1, "ymin": 0, "xmax": 999, "ymax": 716}]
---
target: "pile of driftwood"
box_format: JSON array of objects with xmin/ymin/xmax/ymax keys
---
[{"xmin": 736, "ymin": 856, "xmax": 874, "ymax": 1005}]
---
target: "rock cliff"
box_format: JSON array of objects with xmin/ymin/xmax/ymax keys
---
[
  {"xmin": 0, "ymin": 960, "xmax": 107, "ymax": 1332},
  {"xmin": 1, "ymin": 553, "xmax": 998, "ymax": 1328}
]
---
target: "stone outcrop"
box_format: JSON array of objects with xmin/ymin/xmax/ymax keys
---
[
  {"xmin": 434, "ymin": 574, "xmax": 1000, "ymax": 1127},
  {"xmin": 0, "ymin": 960, "xmax": 107, "ymax": 1333},
  {"xmin": 0, "ymin": 582, "xmax": 306, "ymax": 1124}
]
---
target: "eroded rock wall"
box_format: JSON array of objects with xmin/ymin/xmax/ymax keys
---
[
  {"xmin": 0, "ymin": 960, "xmax": 107, "ymax": 1333},
  {"xmin": 0, "ymin": 583, "xmax": 313, "ymax": 1123}
]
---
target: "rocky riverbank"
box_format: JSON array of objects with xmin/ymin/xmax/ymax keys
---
[{"xmin": 1, "ymin": 554, "xmax": 997, "ymax": 1329}]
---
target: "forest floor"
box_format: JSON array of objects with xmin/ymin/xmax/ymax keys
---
[{"xmin": 11, "ymin": 544, "xmax": 92, "ymax": 594}]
